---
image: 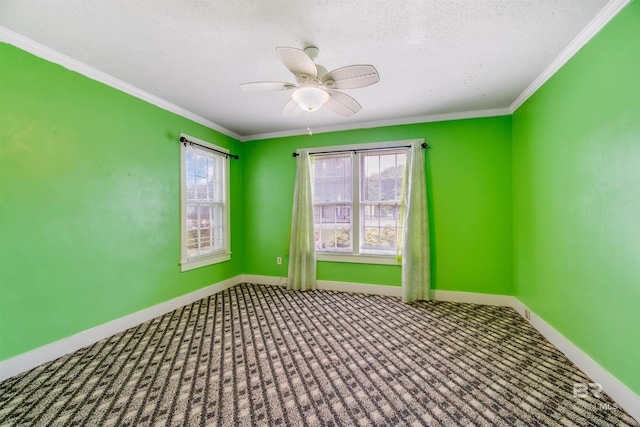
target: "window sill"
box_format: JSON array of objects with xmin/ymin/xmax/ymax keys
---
[
  {"xmin": 317, "ymin": 253, "xmax": 400, "ymax": 265},
  {"xmin": 180, "ymin": 252, "xmax": 231, "ymax": 272}
]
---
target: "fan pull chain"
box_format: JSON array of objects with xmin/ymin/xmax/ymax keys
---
[{"xmin": 307, "ymin": 114, "xmax": 313, "ymax": 136}]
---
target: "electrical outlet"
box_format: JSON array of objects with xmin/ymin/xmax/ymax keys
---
[
  {"xmin": 525, "ymin": 309, "xmax": 531, "ymax": 320},
  {"xmin": 276, "ymin": 257, "xmax": 282, "ymax": 265}
]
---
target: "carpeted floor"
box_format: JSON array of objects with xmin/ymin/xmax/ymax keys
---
[{"xmin": 0, "ymin": 283, "xmax": 637, "ymax": 426}]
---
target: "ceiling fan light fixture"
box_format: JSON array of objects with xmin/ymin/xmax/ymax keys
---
[{"xmin": 292, "ymin": 85, "xmax": 330, "ymax": 112}]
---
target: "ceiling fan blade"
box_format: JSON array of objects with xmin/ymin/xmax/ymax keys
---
[
  {"xmin": 240, "ymin": 81, "xmax": 296, "ymax": 91},
  {"xmin": 315, "ymin": 64, "xmax": 329, "ymax": 79},
  {"xmin": 324, "ymin": 91, "xmax": 362, "ymax": 117},
  {"xmin": 322, "ymin": 65, "xmax": 380, "ymax": 90},
  {"xmin": 282, "ymin": 98, "xmax": 303, "ymax": 117},
  {"xmin": 277, "ymin": 47, "xmax": 317, "ymax": 79}
]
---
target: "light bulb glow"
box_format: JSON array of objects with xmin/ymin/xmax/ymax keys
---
[{"xmin": 292, "ymin": 86, "xmax": 330, "ymax": 112}]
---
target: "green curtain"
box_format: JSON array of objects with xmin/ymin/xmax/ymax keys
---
[
  {"xmin": 401, "ymin": 142, "xmax": 430, "ymax": 302},
  {"xmin": 287, "ymin": 151, "xmax": 317, "ymax": 291}
]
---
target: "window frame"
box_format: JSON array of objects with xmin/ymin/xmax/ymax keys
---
[
  {"xmin": 179, "ymin": 133, "xmax": 231, "ymax": 272},
  {"xmin": 302, "ymin": 139, "xmax": 423, "ymax": 265}
]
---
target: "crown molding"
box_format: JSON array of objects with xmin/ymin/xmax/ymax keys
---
[
  {"xmin": 236, "ymin": 0, "xmax": 630, "ymax": 143},
  {"xmin": 508, "ymin": 0, "xmax": 632, "ymax": 113},
  {"xmin": 2, "ymin": 0, "xmax": 631, "ymax": 144},
  {"xmin": 239, "ymin": 107, "xmax": 512, "ymax": 142},
  {"xmin": 0, "ymin": 26, "xmax": 243, "ymax": 141}
]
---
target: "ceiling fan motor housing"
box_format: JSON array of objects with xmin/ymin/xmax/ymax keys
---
[{"xmin": 303, "ymin": 46, "xmax": 320, "ymax": 60}]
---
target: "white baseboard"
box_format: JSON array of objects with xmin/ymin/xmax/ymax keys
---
[
  {"xmin": 242, "ymin": 274, "xmax": 403, "ymax": 296},
  {"xmin": 512, "ymin": 300, "xmax": 640, "ymax": 422},
  {"xmin": 432, "ymin": 289, "xmax": 517, "ymax": 307},
  {"xmin": 242, "ymin": 275, "xmax": 519, "ymax": 304},
  {"xmin": 0, "ymin": 275, "xmax": 241, "ymax": 382},
  {"xmin": 317, "ymin": 280, "xmax": 402, "ymax": 296},
  {"xmin": 242, "ymin": 274, "xmax": 288, "ymax": 287},
  {"xmin": 2, "ymin": 275, "xmax": 637, "ymax": 421}
]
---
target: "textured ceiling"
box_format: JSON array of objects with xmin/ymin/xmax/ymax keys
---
[{"xmin": 0, "ymin": 0, "xmax": 623, "ymax": 140}]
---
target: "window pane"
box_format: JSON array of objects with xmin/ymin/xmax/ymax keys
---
[
  {"xmin": 361, "ymin": 202, "xmax": 401, "ymax": 253},
  {"xmin": 196, "ymin": 177, "xmax": 207, "ymax": 200},
  {"xmin": 186, "ymin": 177, "xmax": 196, "ymax": 201},
  {"xmin": 361, "ymin": 150, "xmax": 405, "ymax": 202},
  {"xmin": 362, "ymin": 155, "xmax": 380, "ymax": 201},
  {"xmin": 187, "ymin": 229, "xmax": 199, "ymax": 255},
  {"xmin": 381, "ymin": 227, "xmax": 400, "ymax": 248},
  {"xmin": 199, "ymin": 205, "xmax": 211, "ymax": 229},
  {"xmin": 213, "ymin": 204, "xmax": 223, "ymax": 227},
  {"xmin": 312, "ymin": 153, "xmax": 353, "ymax": 253},
  {"xmin": 196, "ymin": 154, "xmax": 208, "ymax": 177},
  {"xmin": 315, "ymin": 226, "xmax": 351, "ymax": 252},
  {"xmin": 309, "ymin": 146, "xmax": 409, "ymax": 257},
  {"xmin": 207, "ymin": 179, "xmax": 214, "ymax": 202},
  {"xmin": 359, "ymin": 149, "xmax": 406, "ymax": 255},
  {"xmin": 320, "ymin": 205, "xmax": 335, "ymax": 223},
  {"xmin": 183, "ymin": 144, "xmax": 229, "ymax": 264},
  {"xmin": 186, "ymin": 204, "xmax": 198, "ymax": 230},
  {"xmin": 186, "ymin": 151, "xmax": 195, "ymax": 178},
  {"xmin": 315, "ymin": 204, "xmax": 351, "ymax": 223},
  {"xmin": 212, "ymin": 205, "xmax": 224, "ymax": 249},
  {"xmin": 313, "ymin": 154, "xmax": 352, "ymax": 203},
  {"xmin": 363, "ymin": 227, "xmax": 380, "ymax": 245},
  {"xmin": 362, "ymin": 226, "xmax": 398, "ymax": 251},
  {"xmin": 314, "ymin": 202, "xmax": 352, "ymax": 253},
  {"xmin": 200, "ymin": 228, "xmax": 211, "ymax": 251}
]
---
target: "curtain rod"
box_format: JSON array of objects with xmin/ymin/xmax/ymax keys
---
[
  {"xmin": 291, "ymin": 142, "xmax": 429, "ymax": 157},
  {"xmin": 179, "ymin": 136, "xmax": 239, "ymax": 159}
]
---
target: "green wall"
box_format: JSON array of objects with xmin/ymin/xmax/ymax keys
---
[
  {"xmin": 0, "ymin": 43, "xmax": 244, "ymax": 360},
  {"xmin": 3, "ymin": 1, "xmax": 636, "ymax": 400},
  {"xmin": 512, "ymin": 1, "xmax": 640, "ymax": 395},
  {"xmin": 243, "ymin": 118, "xmax": 513, "ymax": 294}
]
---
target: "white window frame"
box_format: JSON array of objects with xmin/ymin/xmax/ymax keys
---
[
  {"xmin": 302, "ymin": 139, "xmax": 423, "ymax": 265},
  {"xmin": 180, "ymin": 133, "xmax": 231, "ymax": 271}
]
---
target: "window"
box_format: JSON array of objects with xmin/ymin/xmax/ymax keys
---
[
  {"xmin": 310, "ymin": 141, "xmax": 410, "ymax": 264},
  {"xmin": 360, "ymin": 150, "xmax": 405, "ymax": 253},
  {"xmin": 313, "ymin": 154, "xmax": 353, "ymax": 252},
  {"xmin": 180, "ymin": 134, "xmax": 230, "ymax": 271}
]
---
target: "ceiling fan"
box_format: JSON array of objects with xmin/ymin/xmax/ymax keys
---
[{"xmin": 240, "ymin": 46, "xmax": 380, "ymax": 117}]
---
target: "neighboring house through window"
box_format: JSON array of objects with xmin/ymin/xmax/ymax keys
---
[{"xmin": 180, "ymin": 134, "xmax": 230, "ymax": 271}]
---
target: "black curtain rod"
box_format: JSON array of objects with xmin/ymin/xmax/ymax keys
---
[
  {"xmin": 180, "ymin": 136, "xmax": 239, "ymax": 159},
  {"xmin": 292, "ymin": 142, "xmax": 429, "ymax": 157}
]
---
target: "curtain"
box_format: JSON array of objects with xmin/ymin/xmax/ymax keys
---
[
  {"xmin": 401, "ymin": 141, "xmax": 430, "ymax": 302},
  {"xmin": 287, "ymin": 150, "xmax": 317, "ymax": 291}
]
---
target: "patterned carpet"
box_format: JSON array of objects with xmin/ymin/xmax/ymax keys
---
[{"xmin": 0, "ymin": 283, "xmax": 637, "ymax": 426}]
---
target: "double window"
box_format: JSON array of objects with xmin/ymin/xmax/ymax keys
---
[
  {"xmin": 180, "ymin": 135, "xmax": 230, "ymax": 271},
  {"xmin": 310, "ymin": 142, "xmax": 408, "ymax": 264}
]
